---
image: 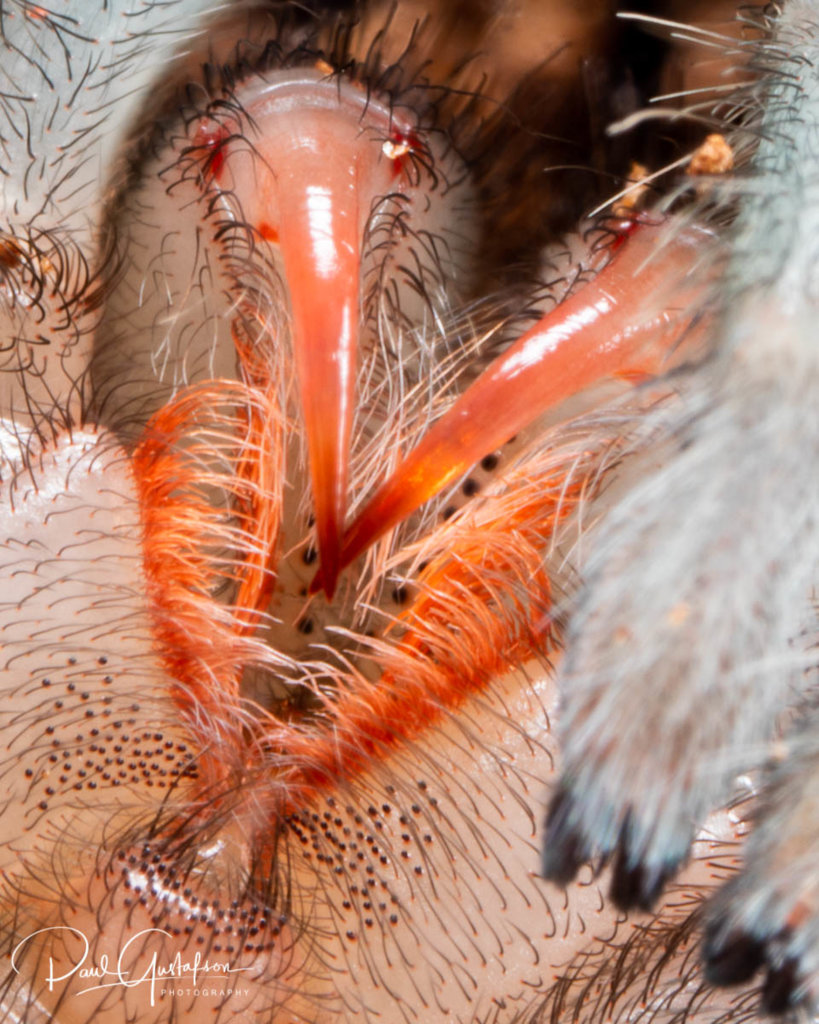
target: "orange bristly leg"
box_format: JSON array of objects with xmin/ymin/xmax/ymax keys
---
[{"xmin": 133, "ymin": 380, "xmax": 282, "ymax": 724}]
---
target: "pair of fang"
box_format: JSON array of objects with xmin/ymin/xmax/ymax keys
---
[{"xmin": 213, "ymin": 69, "xmax": 708, "ymax": 599}]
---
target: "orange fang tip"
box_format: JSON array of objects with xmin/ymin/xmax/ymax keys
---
[
  {"xmin": 221, "ymin": 71, "xmax": 419, "ymax": 598},
  {"xmin": 333, "ymin": 218, "xmax": 714, "ymax": 579}
]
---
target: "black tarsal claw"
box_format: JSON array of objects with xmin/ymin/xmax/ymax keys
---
[
  {"xmin": 541, "ymin": 784, "xmax": 592, "ymax": 886},
  {"xmin": 702, "ymin": 925, "xmax": 767, "ymax": 986},
  {"xmin": 609, "ymin": 833, "xmax": 682, "ymax": 913},
  {"xmin": 762, "ymin": 957, "xmax": 801, "ymax": 1016},
  {"xmin": 704, "ymin": 923, "xmax": 805, "ymax": 1017}
]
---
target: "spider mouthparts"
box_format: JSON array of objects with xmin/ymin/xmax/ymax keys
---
[
  {"xmin": 279, "ymin": 158, "xmax": 359, "ymax": 600},
  {"xmin": 221, "ymin": 71, "xmax": 423, "ymax": 599},
  {"xmin": 336, "ymin": 217, "xmax": 713, "ymax": 574}
]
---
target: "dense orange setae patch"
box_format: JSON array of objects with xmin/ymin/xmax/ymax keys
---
[{"xmin": 132, "ymin": 348, "xmax": 613, "ymax": 816}]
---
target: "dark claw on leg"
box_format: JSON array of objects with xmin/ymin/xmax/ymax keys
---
[
  {"xmin": 609, "ymin": 836, "xmax": 681, "ymax": 913},
  {"xmin": 703, "ymin": 925, "xmax": 767, "ymax": 986},
  {"xmin": 541, "ymin": 784, "xmax": 591, "ymax": 886},
  {"xmin": 762, "ymin": 958, "xmax": 800, "ymax": 1015}
]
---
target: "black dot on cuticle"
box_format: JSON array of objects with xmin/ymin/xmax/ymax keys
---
[
  {"xmin": 462, "ymin": 477, "xmax": 480, "ymax": 497},
  {"xmin": 442, "ymin": 505, "xmax": 457, "ymax": 520},
  {"xmin": 297, "ymin": 617, "xmax": 314, "ymax": 635},
  {"xmin": 481, "ymin": 453, "xmax": 499, "ymax": 471},
  {"xmin": 302, "ymin": 545, "xmax": 317, "ymax": 565}
]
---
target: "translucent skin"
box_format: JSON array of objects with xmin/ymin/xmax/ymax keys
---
[{"xmin": 0, "ymin": 2, "xmax": 811, "ymax": 1024}]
